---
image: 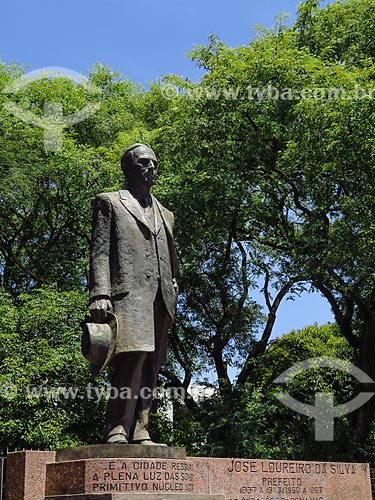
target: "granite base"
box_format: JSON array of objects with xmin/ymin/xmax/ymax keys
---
[
  {"xmin": 191, "ymin": 457, "xmax": 372, "ymax": 500},
  {"xmin": 5, "ymin": 450, "xmax": 55, "ymax": 500},
  {"xmin": 45, "ymin": 457, "xmax": 195, "ymax": 496},
  {"xmin": 4, "ymin": 449, "xmax": 373, "ymax": 500}
]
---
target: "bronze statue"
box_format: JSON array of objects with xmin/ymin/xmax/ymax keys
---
[{"xmin": 87, "ymin": 143, "xmax": 178, "ymax": 445}]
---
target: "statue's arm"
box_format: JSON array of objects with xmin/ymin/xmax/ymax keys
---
[
  {"xmin": 88, "ymin": 194, "xmax": 113, "ymax": 322},
  {"xmin": 166, "ymin": 210, "xmax": 179, "ymax": 294}
]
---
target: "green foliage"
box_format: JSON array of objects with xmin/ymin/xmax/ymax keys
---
[
  {"xmin": 170, "ymin": 324, "xmax": 359, "ymax": 461},
  {"xmin": 296, "ymin": 0, "xmax": 375, "ymax": 64},
  {"xmin": 0, "ymin": 287, "xmax": 107, "ymax": 452},
  {"xmin": 0, "ymin": 63, "xmax": 151, "ymax": 293},
  {"xmin": 147, "ymin": 0, "xmax": 375, "ymax": 453}
]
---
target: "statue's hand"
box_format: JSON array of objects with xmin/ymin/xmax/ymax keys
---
[{"xmin": 89, "ymin": 299, "xmax": 113, "ymax": 323}]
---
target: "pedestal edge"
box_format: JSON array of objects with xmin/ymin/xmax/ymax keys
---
[{"xmin": 55, "ymin": 445, "xmax": 186, "ymax": 462}]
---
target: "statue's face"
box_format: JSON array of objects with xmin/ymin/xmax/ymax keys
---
[{"xmin": 129, "ymin": 146, "xmax": 158, "ymax": 187}]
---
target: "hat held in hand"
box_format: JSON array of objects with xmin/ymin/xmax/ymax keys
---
[{"xmin": 82, "ymin": 311, "xmax": 118, "ymax": 376}]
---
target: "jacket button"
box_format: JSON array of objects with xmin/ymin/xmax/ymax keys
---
[
  {"xmin": 146, "ymin": 272, "xmax": 151, "ymax": 278},
  {"xmin": 145, "ymin": 252, "xmax": 150, "ymax": 257}
]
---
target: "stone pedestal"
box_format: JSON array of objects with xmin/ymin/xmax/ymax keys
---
[
  {"xmin": 45, "ymin": 457, "xmax": 195, "ymax": 496},
  {"xmin": 191, "ymin": 457, "xmax": 372, "ymax": 499},
  {"xmin": 55, "ymin": 444, "xmax": 186, "ymax": 462},
  {"xmin": 5, "ymin": 450, "xmax": 56, "ymax": 500},
  {"xmin": 4, "ymin": 448, "xmax": 373, "ymax": 500}
]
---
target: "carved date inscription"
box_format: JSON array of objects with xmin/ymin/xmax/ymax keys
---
[{"xmin": 221, "ymin": 459, "xmax": 361, "ymax": 500}]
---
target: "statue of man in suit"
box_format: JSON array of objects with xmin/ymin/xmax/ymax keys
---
[{"xmin": 88, "ymin": 143, "xmax": 178, "ymax": 445}]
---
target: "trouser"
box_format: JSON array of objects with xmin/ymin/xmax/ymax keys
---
[{"xmin": 104, "ymin": 287, "xmax": 171, "ymax": 441}]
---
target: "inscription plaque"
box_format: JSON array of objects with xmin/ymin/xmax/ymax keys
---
[
  {"xmin": 45, "ymin": 458, "xmax": 195, "ymax": 496},
  {"xmin": 91, "ymin": 459, "xmax": 194, "ymax": 494},
  {"xmin": 191, "ymin": 458, "xmax": 372, "ymax": 500}
]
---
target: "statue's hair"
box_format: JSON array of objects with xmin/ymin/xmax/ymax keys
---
[{"xmin": 121, "ymin": 143, "xmax": 152, "ymax": 176}]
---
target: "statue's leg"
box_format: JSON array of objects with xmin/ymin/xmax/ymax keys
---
[
  {"xmin": 104, "ymin": 350, "xmax": 147, "ymax": 443},
  {"xmin": 131, "ymin": 288, "xmax": 171, "ymax": 445}
]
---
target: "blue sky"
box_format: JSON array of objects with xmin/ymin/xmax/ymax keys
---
[
  {"xmin": 0, "ymin": 0, "xmax": 333, "ymax": 335},
  {"xmin": 1, "ymin": 0, "xmax": 301, "ymax": 84}
]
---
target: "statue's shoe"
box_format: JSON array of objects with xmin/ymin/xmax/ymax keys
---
[
  {"xmin": 105, "ymin": 424, "xmax": 128, "ymax": 444},
  {"xmin": 106, "ymin": 433, "xmax": 128, "ymax": 444}
]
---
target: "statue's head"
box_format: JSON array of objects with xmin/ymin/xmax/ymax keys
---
[{"xmin": 121, "ymin": 143, "xmax": 158, "ymax": 188}]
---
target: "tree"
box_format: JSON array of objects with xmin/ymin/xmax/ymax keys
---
[
  {"xmin": 146, "ymin": 0, "xmax": 375, "ymax": 454},
  {"xmin": 0, "ymin": 287, "xmax": 107, "ymax": 452},
  {"xmin": 0, "ymin": 63, "xmax": 157, "ymax": 449},
  {"xmin": 156, "ymin": 324, "xmax": 360, "ymax": 461},
  {"xmin": 296, "ymin": 0, "xmax": 375, "ymax": 64},
  {"xmin": 0, "ymin": 63, "xmax": 148, "ymax": 293}
]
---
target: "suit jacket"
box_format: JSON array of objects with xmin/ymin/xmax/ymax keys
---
[{"xmin": 88, "ymin": 188, "xmax": 178, "ymax": 355}]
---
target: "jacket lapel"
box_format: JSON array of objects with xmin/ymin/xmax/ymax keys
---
[
  {"xmin": 119, "ymin": 189, "xmax": 154, "ymax": 234},
  {"xmin": 152, "ymin": 195, "xmax": 173, "ymax": 238}
]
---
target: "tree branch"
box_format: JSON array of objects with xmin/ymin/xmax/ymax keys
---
[
  {"xmin": 236, "ymin": 239, "xmax": 249, "ymax": 314},
  {"xmin": 0, "ymin": 240, "xmax": 49, "ymax": 286},
  {"xmin": 159, "ymin": 368, "xmax": 199, "ymax": 411},
  {"xmin": 314, "ymin": 281, "xmax": 359, "ymax": 347},
  {"xmin": 236, "ymin": 275, "xmax": 307, "ymax": 385}
]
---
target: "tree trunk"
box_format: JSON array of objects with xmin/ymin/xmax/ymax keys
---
[{"xmin": 352, "ymin": 311, "xmax": 375, "ymax": 450}]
